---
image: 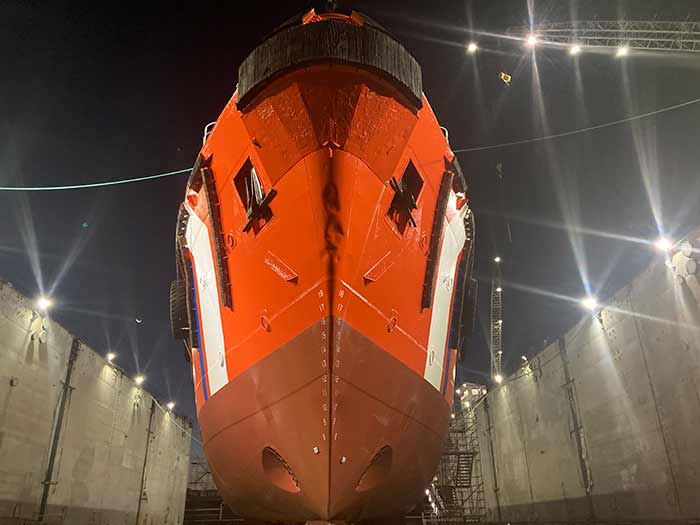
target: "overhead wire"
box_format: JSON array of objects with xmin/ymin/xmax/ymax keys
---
[
  {"xmin": 0, "ymin": 167, "xmax": 192, "ymax": 192},
  {"xmin": 454, "ymin": 96, "xmax": 700, "ymax": 154},
  {"xmin": 2, "ymin": 98, "xmax": 696, "ymax": 189}
]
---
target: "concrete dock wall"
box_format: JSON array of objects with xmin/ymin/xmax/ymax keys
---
[
  {"xmin": 0, "ymin": 281, "xmax": 191, "ymax": 524},
  {"xmin": 476, "ymin": 233, "xmax": 700, "ymax": 522}
]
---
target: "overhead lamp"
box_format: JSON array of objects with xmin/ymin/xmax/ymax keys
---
[
  {"xmin": 425, "ymin": 489, "xmax": 430, "ymax": 496},
  {"xmin": 494, "ymin": 374, "xmax": 503, "ymax": 384},
  {"xmin": 106, "ymin": 352, "xmax": 116, "ymax": 363},
  {"xmin": 467, "ymin": 42, "xmax": 478, "ymax": 54},
  {"xmin": 569, "ymin": 44, "xmax": 582, "ymax": 55},
  {"xmin": 616, "ymin": 46, "xmax": 629, "ymax": 57},
  {"xmin": 464, "ymin": 401, "xmax": 471, "ymax": 408},
  {"xmin": 494, "ymin": 256, "xmax": 502, "ymax": 263},
  {"xmin": 450, "ymin": 413, "xmax": 456, "ymax": 419},
  {"xmin": 36, "ymin": 296, "xmax": 53, "ymax": 311},
  {"xmin": 581, "ymin": 296, "xmax": 598, "ymax": 311},
  {"xmin": 496, "ymin": 287, "xmax": 503, "ymax": 292},
  {"xmin": 166, "ymin": 401, "xmax": 175, "ymax": 411},
  {"xmin": 134, "ymin": 375, "xmax": 145, "ymax": 386},
  {"xmin": 521, "ymin": 355, "xmax": 528, "ymax": 362},
  {"xmin": 526, "ymin": 34, "xmax": 538, "ymax": 47},
  {"xmin": 456, "ymin": 388, "xmax": 462, "ymax": 395},
  {"xmin": 655, "ymin": 237, "xmax": 672, "ymax": 252}
]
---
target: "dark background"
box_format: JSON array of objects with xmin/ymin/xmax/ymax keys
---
[{"xmin": 1, "ymin": 0, "xmax": 699, "ymax": 434}]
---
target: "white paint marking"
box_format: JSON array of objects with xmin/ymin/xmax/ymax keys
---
[
  {"xmin": 424, "ymin": 206, "xmax": 467, "ymax": 391},
  {"xmin": 185, "ymin": 204, "xmax": 229, "ymax": 396}
]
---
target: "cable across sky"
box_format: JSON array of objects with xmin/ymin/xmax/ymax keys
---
[
  {"xmin": 0, "ymin": 96, "xmax": 698, "ymax": 190},
  {"xmin": 0, "ymin": 167, "xmax": 192, "ymax": 191},
  {"xmin": 454, "ymin": 96, "xmax": 700, "ymax": 154}
]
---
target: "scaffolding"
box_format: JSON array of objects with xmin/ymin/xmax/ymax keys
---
[
  {"xmin": 184, "ymin": 459, "xmax": 238, "ymax": 524},
  {"xmin": 423, "ymin": 384, "xmax": 487, "ymax": 524},
  {"xmin": 510, "ymin": 20, "xmax": 700, "ymax": 53}
]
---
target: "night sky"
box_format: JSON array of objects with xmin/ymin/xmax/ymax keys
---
[{"xmin": 2, "ymin": 0, "xmax": 699, "ymax": 435}]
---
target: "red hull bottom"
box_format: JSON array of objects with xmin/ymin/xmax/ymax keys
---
[{"xmin": 199, "ymin": 318, "xmax": 448, "ymax": 522}]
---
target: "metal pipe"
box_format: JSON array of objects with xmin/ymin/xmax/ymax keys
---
[
  {"xmin": 135, "ymin": 398, "xmax": 156, "ymax": 524},
  {"xmin": 38, "ymin": 337, "xmax": 80, "ymax": 521},
  {"xmin": 558, "ymin": 337, "xmax": 596, "ymax": 520},
  {"xmin": 483, "ymin": 397, "xmax": 502, "ymax": 521}
]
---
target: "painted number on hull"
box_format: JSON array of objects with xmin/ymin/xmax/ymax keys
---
[{"xmin": 185, "ymin": 204, "xmax": 229, "ymax": 396}]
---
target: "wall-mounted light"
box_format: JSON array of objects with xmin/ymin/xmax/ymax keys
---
[
  {"xmin": 581, "ymin": 296, "xmax": 598, "ymax": 311},
  {"xmin": 36, "ymin": 296, "xmax": 53, "ymax": 311},
  {"xmin": 655, "ymin": 237, "xmax": 672, "ymax": 252}
]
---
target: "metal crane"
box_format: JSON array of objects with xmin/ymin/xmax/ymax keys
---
[{"xmin": 490, "ymin": 258, "xmax": 503, "ymax": 383}]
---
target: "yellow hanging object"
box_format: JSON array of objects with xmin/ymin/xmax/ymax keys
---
[{"xmin": 500, "ymin": 71, "xmax": 512, "ymax": 86}]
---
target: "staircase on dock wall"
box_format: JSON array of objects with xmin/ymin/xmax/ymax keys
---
[{"xmin": 423, "ymin": 397, "xmax": 487, "ymax": 524}]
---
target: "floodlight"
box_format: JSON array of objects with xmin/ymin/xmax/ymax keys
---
[
  {"xmin": 36, "ymin": 296, "xmax": 53, "ymax": 310},
  {"xmin": 655, "ymin": 237, "xmax": 672, "ymax": 252},
  {"xmin": 581, "ymin": 296, "xmax": 598, "ymax": 311}
]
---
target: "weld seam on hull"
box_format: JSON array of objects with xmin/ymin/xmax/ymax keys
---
[
  {"xmin": 201, "ymin": 372, "xmax": 326, "ymax": 446},
  {"xmin": 338, "ymin": 377, "xmax": 443, "ymax": 439}
]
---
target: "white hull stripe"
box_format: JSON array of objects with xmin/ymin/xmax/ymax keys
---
[
  {"xmin": 424, "ymin": 206, "xmax": 467, "ymax": 391},
  {"xmin": 185, "ymin": 204, "xmax": 229, "ymax": 396}
]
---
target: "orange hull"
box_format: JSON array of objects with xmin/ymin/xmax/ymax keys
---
[{"xmin": 171, "ymin": 9, "xmax": 475, "ymax": 522}]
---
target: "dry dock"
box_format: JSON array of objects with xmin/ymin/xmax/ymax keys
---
[
  {"xmin": 474, "ymin": 231, "xmax": 700, "ymax": 522},
  {"xmin": 0, "ymin": 281, "xmax": 191, "ymax": 524}
]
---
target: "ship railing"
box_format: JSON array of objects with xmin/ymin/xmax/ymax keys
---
[
  {"xmin": 440, "ymin": 126, "xmax": 450, "ymax": 144},
  {"xmin": 202, "ymin": 121, "xmax": 217, "ymax": 145}
]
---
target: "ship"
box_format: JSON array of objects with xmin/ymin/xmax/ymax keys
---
[{"xmin": 170, "ymin": 7, "xmax": 477, "ymax": 523}]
